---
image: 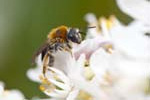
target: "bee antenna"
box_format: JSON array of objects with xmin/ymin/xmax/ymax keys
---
[
  {"xmin": 78, "ymin": 26, "xmax": 96, "ymax": 34},
  {"xmin": 87, "ymin": 26, "xmax": 96, "ymax": 29},
  {"xmin": 78, "ymin": 31, "xmax": 85, "ymax": 34}
]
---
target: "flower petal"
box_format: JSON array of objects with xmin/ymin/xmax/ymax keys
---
[
  {"xmin": 116, "ymin": 0, "xmax": 150, "ymax": 24},
  {"xmin": 73, "ymin": 37, "xmax": 112, "ymax": 60}
]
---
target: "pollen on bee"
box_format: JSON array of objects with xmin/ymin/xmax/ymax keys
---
[
  {"xmin": 39, "ymin": 76, "xmax": 56, "ymax": 92},
  {"xmin": 39, "ymin": 75, "xmax": 52, "ymax": 85}
]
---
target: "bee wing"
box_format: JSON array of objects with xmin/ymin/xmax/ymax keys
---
[{"xmin": 32, "ymin": 40, "xmax": 50, "ymax": 65}]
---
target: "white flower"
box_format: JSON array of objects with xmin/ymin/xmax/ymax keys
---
[
  {"xmin": 27, "ymin": 38, "xmax": 111, "ymax": 99},
  {"xmin": 0, "ymin": 81, "xmax": 25, "ymax": 100},
  {"xmin": 27, "ymin": 54, "xmax": 43, "ymax": 83},
  {"xmin": 40, "ymin": 67, "xmax": 74, "ymax": 99},
  {"xmin": 116, "ymin": 0, "xmax": 150, "ymax": 54},
  {"xmin": 85, "ymin": 13, "xmax": 121, "ymax": 39},
  {"xmin": 90, "ymin": 47, "xmax": 150, "ymax": 99},
  {"xmin": 84, "ymin": 10, "xmax": 150, "ymax": 99},
  {"xmin": 110, "ymin": 21, "xmax": 150, "ymax": 58},
  {"xmin": 85, "ymin": 12, "xmax": 150, "ymax": 59},
  {"xmin": 116, "ymin": 0, "xmax": 150, "ymax": 24},
  {"xmin": 73, "ymin": 37, "xmax": 112, "ymax": 60},
  {"xmin": 27, "ymin": 52, "xmax": 107, "ymax": 99}
]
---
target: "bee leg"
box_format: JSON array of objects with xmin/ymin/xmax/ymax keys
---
[
  {"xmin": 66, "ymin": 42, "xmax": 72, "ymax": 49},
  {"xmin": 64, "ymin": 47, "xmax": 73, "ymax": 57},
  {"xmin": 42, "ymin": 53, "xmax": 49, "ymax": 77},
  {"xmin": 55, "ymin": 42, "xmax": 64, "ymax": 51},
  {"xmin": 58, "ymin": 45, "xmax": 64, "ymax": 51},
  {"xmin": 43, "ymin": 65, "xmax": 47, "ymax": 77},
  {"xmin": 43, "ymin": 51, "xmax": 54, "ymax": 77},
  {"xmin": 48, "ymin": 53, "xmax": 54, "ymax": 67},
  {"xmin": 65, "ymin": 42, "xmax": 73, "ymax": 57}
]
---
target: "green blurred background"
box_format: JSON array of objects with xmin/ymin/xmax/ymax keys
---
[{"xmin": 0, "ymin": 0, "xmax": 131, "ymax": 99}]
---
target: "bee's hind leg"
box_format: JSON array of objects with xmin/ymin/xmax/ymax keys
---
[
  {"xmin": 48, "ymin": 52, "xmax": 54, "ymax": 67},
  {"xmin": 42, "ymin": 53, "xmax": 49, "ymax": 77},
  {"xmin": 42, "ymin": 51, "xmax": 54, "ymax": 77}
]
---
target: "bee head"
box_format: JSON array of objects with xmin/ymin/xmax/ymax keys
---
[{"xmin": 67, "ymin": 28, "xmax": 82, "ymax": 44}]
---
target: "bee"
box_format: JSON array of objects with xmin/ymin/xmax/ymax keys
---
[{"xmin": 32, "ymin": 25, "xmax": 82, "ymax": 77}]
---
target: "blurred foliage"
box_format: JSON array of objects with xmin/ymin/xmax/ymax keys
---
[{"xmin": 0, "ymin": 0, "xmax": 131, "ymax": 99}]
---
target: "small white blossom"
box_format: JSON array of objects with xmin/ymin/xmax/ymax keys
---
[{"xmin": 0, "ymin": 81, "xmax": 24, "ymax": 100}]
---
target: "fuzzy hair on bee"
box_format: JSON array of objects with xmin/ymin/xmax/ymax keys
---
[{"xmin": 32, "ymin": 25, "xmax": 82, "ymax": 77}]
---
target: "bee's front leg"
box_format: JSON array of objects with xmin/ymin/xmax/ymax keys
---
[
  {"xmin": 64, "ymin": 47, "xmax": 73, "ymax": 57},
  {"xmin": 65, "ymin": 42, "xmax": 73, "ymax": 57}
]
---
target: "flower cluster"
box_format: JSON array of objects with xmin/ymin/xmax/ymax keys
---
[{"xmin": 27, "ymin": 0, "xmax": 150, "ymax": 100}]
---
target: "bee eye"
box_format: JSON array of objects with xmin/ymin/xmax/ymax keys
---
[{"xmin": 67, "ymin": 28, "xmax": 82, "ymax": 44}]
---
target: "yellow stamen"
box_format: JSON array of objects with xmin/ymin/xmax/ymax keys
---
[
  {"xmin": 144, "ymin": 78, "xmax": 150, "ymax": 94},
  {"xmin": 39, "ymin": 85, "xmax": 46, "ymax": 91},
  {"xmin": 77, "ymin": 90, "xmax": 93, "ymax": 100},
  {"xmin": 103, "ymin": 44, "xmax": 113, "ymax": 54},
  {"xmin": 103, "ymin": 71, "xmax": 113, "ymax": 84},
  {"xmin": 84, "ymin": 67, "xmax": 95, "ymax": 81},
  {"xmin": 39, "ymin": 75, "xmax": 52, "ymax": 85},
  {"xmin": 106, "ymin": 15, "xmax": 115, "ymax": 30},
  {"xmin": 99, "ymin": 15, "xmax": 115, "ymax": 30},
  {"xmin": 84, "ymin": 60, "xmax": 90, "ymax": 67}
]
